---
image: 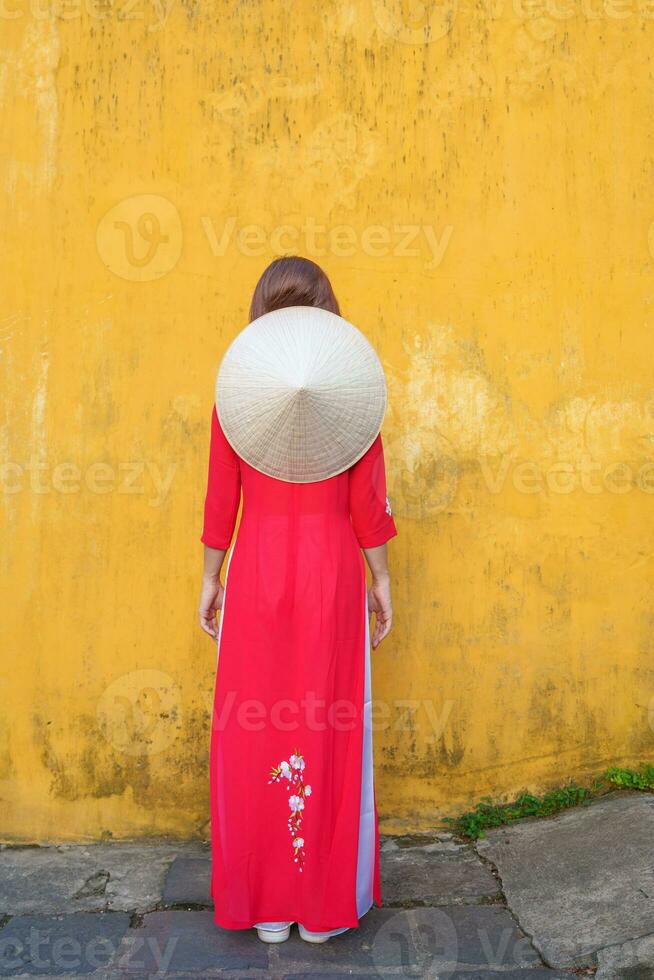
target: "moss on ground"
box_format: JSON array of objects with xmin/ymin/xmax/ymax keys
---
[{"xmin": 444, "ymin": 764, "xmax": 654, "ymax": 840}]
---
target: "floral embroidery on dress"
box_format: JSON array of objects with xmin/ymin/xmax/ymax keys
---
[
  {"xmin": 385, "ymin": 496, "xmax": 392, "ymax": 516},
  {"xmin": 268, "ymin": 750, "xmax": 311, "ymax": 871}
]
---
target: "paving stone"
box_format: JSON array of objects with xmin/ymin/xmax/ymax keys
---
[
  {"xmin": 381, "ymin": 843, "xmax": 500, "ymax": 905},
  {"xmin": 162, "ymin": 857, "xmax": 212, "ymax": 906},
  {"xmin": 281, "ymin": 975, "xmax": 380, "ymax": 980},
  {"xmin": 282, "ymin": 973, "xmax": 571, "ymax": 980},
  {"xmin": 453, "ymin": 973, "xmax": 575, "ymax": 979},
  {"xmin": 476, "ymin": 793, "xmax": 654, "ymax": 969},
  {"xmin": 109, "ymin": 910, "xmax": 268, "ymax": 974},
  {"xmin": 428, "ymin": 906, "xmax": 541, "ymax": 973},
  {"xmin": 275, "ymin": 913, "xmax": 393, "ymax": 970},
  {"xmin": 596, "ymin": 933, "xmax": 654, "ymax": 980},
  {"xmin": 382, "ymin": 833, "xmax": 464, "ymax": 854},
  {"xmin": 0, "ymin": 911, "xmax": 130, "ymax": 975},
  {"xmin": 277, "ymin": 906, "xmax": 541, "ymax": 974},
  {"xmin": 0, "ymin": 842, "xmax": 208, "ymax": 915}
]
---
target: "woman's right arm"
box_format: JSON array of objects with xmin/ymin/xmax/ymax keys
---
[
  {"xmin": 199, "ymin": 406, "xmax": 241, "ymax": 639},
  {"xmin": 199, "ymin": 545, "xmax": 227, "ymax": 639}
]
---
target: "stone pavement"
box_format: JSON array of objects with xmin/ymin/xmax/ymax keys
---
[
  {"xmin": 476, "ymin": 792, "xmax": 654, "ymax": 979},
  {"xmin": 0, "ymin": 792, "xmax": 651, "ymax": 979}
]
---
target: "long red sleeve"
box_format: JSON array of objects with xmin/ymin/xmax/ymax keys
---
[
  {"xmin": 348, "ymin": 433, "xmax": 398, "ymax": 548},
  {"xmin": 201, "ymin": 406, "xmax": 242, "ymax": 550}
]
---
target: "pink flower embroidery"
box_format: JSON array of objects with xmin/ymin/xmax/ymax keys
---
[{"xmin": 269, "ymin": 749, "xmax": 311, "ymax": 871}]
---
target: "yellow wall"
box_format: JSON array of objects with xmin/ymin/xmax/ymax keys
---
[{"xmin": 2, "ymin": 0, "xmax": 654, "ymax": 841}]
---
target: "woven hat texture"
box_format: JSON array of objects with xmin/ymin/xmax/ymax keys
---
[{"xmin": 215, "ymin": 305, "xmax": 387, "ymax": 483}]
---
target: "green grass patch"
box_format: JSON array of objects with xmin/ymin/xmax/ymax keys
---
[
  {"xmin": 444, "ymin": 764, "xmax": 654, "ymax": 840},
  {"xmin": 603, "ymin": 764, "xmax": 654, "ymax": 792}
]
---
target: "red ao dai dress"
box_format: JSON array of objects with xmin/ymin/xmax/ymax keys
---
[{"xmin": 201, "ymin": 406, "xmax": 397, "ymax": 933}]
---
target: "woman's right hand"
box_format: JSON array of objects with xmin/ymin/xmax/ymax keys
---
[
  {"xmin": 367, "ymin": 574, "xmax": 393, "ymax": 649},
  {"xmin": 199, "ymin": 575, "xmax": 225, "ymax": 640}
]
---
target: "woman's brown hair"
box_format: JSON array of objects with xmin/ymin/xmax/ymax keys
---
[{"xmin": 248, "ymin": 256, "xmax": 340, "ymax": 322}]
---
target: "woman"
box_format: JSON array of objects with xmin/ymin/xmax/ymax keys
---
[{"xmin": 198, "ymin": 256, "xmax": 397, "ymax": 944}]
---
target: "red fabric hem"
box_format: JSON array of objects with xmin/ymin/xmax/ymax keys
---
[
  {"xmin": 200, "ymin": 533, "xmax": 232, "ymax": 550},
  {"xmin": 212, "ymin": 904, "xmax": 380, "ymax": 933},
  {"xmin": 356, "ymin": 524, "xmax": 398, "ymax": 549}
]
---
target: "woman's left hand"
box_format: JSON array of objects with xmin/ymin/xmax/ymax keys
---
[{"xmin": 199, "ymin": 576, "xmax": 224, "ymax": 640}]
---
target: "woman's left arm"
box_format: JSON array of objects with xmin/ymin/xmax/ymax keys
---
[{"xmin": 348, "ymin": 432, "xmax": 398, "ymax": 648}]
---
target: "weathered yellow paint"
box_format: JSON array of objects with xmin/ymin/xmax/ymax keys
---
[{"xmin": 2, "ymin": 1, "xmax": 654, "ymax": 842}]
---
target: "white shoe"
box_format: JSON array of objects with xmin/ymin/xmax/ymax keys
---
[
  {"xmin": 255, "ymin": 922, "xmax": 292, "ymax": 943},
  {"xmin": 298, "ymin": 923, "xmax": 348, "ymax": 943}
]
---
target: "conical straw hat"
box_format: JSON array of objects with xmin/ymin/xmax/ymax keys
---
[{"xmin": 216, "ymin": 305, "xmax": 387, "ymax": 483}]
